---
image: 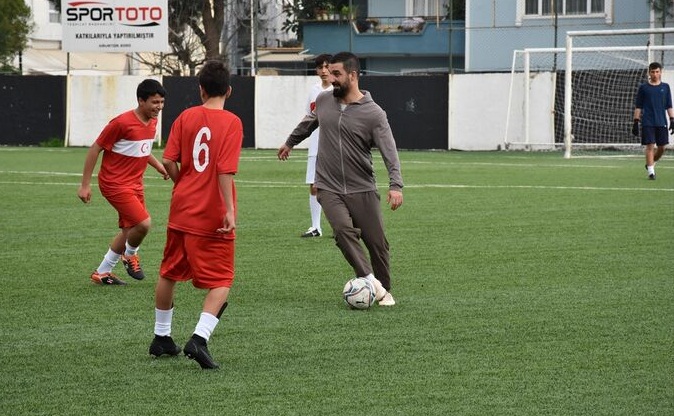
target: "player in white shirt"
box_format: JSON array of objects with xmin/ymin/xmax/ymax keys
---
[{"xmin": 302, "ymin": 54, "xmax": 333, "ymax": 237}]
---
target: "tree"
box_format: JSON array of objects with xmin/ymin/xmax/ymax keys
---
[
  {"xmin": 281, "ymin": 0, "xmax": 350, "ymax": 41},
  {"xmin": 0, "ymin": 0, "xmax": 33, "ymax": 73},
  {"xmin": 649, "ymin": 0, "xmax": 674, "ymax": 27}
]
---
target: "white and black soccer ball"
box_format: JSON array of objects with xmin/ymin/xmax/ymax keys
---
[{"xmin": 343, "ymin": 277, "xmax": 376, "ymax": 310}]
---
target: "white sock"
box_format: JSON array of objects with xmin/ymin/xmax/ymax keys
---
[
  {"xmin": 194, "ymin": 312, "xmax": 219, "ymax": 342},
  {"xmin": 97, "ymin": 248, "xmax": 120, "ymax": 274},
  {"xmin": 647, "ymin": 165, "xmax": 655, "ymax": 175},
  {"xmin": 154, "ymin": 307, "xmax": 174, "ymax": 336},
  {"xmin": 124, "ymin": 241, "xmax": 139, "ymax": 257},
  {"xmin": 309, "ymin": 194, "xmax": 322, "ymax": 232}
]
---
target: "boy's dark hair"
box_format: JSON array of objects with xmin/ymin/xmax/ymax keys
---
[
  {"xmin": 314, "ymin": 54, "xmax": 332, "ymax": 67},
  {"xmin": 137, "ymin": 79, "xmax": 166, "ymax": 100},
  {"xmin": 649, "ymin": 62, "xmax": 663, "ymax": 71},
  {"xmin": 330, "ymin": 52, "xmax": 360, "ymax": 77},
  {"xmin": 198, "ymin": 60, "xmax": 231, "ymax": 97}
]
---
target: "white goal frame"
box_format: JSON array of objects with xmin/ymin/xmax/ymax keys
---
[
  {"xmin": 564, "ymin": 28, "xmax": 674, "ymax": 158},
  {"xmin": 505, "ymin": 28, "xmax": 674, "ymax": 157}
]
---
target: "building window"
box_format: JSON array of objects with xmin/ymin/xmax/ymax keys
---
[
  {"xmin": 525, "ymin": 0, "xmax": 605, "ymax": 16},
  {"xmin": 49, "ymin": 2, "xmax": 61, "ymax": 23},
  {"xmin": 406, "ymin": 0, "xmax": 450, "ymax": 17},
  {"xmin": 517, "ymin": 0, "xmax": 612, "ymax": 25}
]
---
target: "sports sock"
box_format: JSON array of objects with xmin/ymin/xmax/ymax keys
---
[
  {"xmin": 124, "ymin": 241, "xmax": 139, "ymax": 257},
  {"xmin": 647, "ymin": 165, "xmax": 655, "ymax": 175},
  {"xmin": 96, "ymin": 248, "xmax": 120, "ymax": 274},
  {"xmin": 154, "ymin": 307, "xmax": 174, "ymax": 336},
  {"xmin": 309, "ymin": 194, "xmax": 322, "ymax": 232},
  {"xmin": 194, "ymin": 312, "xmax": 219, "ymax": 342}
]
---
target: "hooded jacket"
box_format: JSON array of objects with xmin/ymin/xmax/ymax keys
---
[{"xmin": 286, "ymin": 90, "xmax": 403, "ymax": 195}]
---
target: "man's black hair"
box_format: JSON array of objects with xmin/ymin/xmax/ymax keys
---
[{"xmin": 330, "ymin": 52, "xmax": 360, "ymax": 77}]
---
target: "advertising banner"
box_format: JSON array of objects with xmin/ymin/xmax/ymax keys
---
[{"xmin": 61, "ymin": 0, "xmax": 168, "ymax": 52}]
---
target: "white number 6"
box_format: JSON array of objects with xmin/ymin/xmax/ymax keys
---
[{"xmin": 193, "ymin": 127, "xmax": 211, "ymax": 172}]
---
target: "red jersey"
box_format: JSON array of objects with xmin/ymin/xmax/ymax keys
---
[
  {"xmin": 163, "ymin": 106, "xmax": 243, "ymax": 239},
  {"xmin": 96, "ymin": 110, "xmax": 157, "ymax": 193}
]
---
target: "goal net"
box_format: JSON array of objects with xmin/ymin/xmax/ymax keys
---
[{"xmin": 505, "ymin": 28, "xmax": 674, "ymax": 157}]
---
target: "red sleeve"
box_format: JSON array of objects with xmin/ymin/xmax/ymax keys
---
[
  {"xmin": 95, "ymin": 117, "xmax": 123, "ymax": 151},
  {"xmin": 216, "ymin": 115, "xmax": 243, "ymax": 175},
  {"xmin": 163, "ymin": 114, "xmax": 182, "ymax": 162}
]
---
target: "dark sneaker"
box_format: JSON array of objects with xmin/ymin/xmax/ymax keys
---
[
  {"xmin": 184, "ymin": 335, "xmax": 219, "ymax": 369},
  {"xmin": 91, "ymin": 270, "xmax": 126, "ymax": 285},
  {"xmin": 648, "ymin": 173, "xmax": 656, "ymax": 180},
  {"xmin": 301, "ymin": 227, "xmax": 321, "ymax": 238},
  {"xmin": 149, "ymin": 335, "xmax": 182, "ymax": 357},
  {"xmin": 121, "ymin": 254, "xmax": 145, "ymax": 280}
]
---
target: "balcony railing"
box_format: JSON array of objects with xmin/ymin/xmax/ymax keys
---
[{"xmin": 301, "ymin": 16, "xmax": 465, "ymax": 56}]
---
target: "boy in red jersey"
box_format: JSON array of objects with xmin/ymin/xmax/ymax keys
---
[
  {"xmin": 148, "ymin": 60, "xmax": 243, "ymax": 370},
  {"xmin": 78, "ymin": 79, "xmax": 169, "ymax": 285}
]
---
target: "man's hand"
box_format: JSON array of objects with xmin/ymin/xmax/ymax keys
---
[
  {"xmin": 278, "ymin": 144, "xmax": 292, "ymax": 161},
  {"xmin": 632, "ymin": 119, "xmax": 640, "ymax": 137},
  {"xmin": 387, "ymin": 190, "xmax": 403, "ymax": 211},
  {"xmin": 669, "ymin": 118, "xmax": 674, "ymax": 135}
]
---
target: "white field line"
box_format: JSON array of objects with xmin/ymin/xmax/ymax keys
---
[{"xmin": 0, "ymin": 170, "xmax": 672, "ymax": 192}]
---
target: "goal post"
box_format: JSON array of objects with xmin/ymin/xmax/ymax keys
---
[
  {"xmin": 564, "ymin": 28, "xmax": 674, "ymax": 158},
  {"xmin": 505, "ymin": 27, "xmax": 674, "ymax": 157}
]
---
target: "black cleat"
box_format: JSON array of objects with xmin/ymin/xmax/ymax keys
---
[
  {"xmin": 648, "ymin": 173, "xmax": 656, "ymax": 180},
  {"xmin": 91, "ymin": 271, "xmax": 127, "ymax": 285},
  {"xmin": 149, "ymin": 335, "xmax": 182, "ymax": 357},
  {"xmin": 184, "ymin": 335, "xmax": 219, "ymax": 369},
  {"xmin": 121, "ymin": 254, "xmax": 146, "ymax": 280}
]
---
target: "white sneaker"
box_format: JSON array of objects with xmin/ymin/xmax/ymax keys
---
[
  {"xmin": 364, "ymin": 274, "xmax": 387, "ymax": 301},
  {"xmin": 301, "ymin": 227, "xmax": 321, "ymax": 237},
  {"xmin": 379, "ymin": 292, "xmax": 396, "ymax": 306}
]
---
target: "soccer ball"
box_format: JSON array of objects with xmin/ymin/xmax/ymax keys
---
[{"xmin": 343, "ymin": 277, "xmax": 376, "ymax": 310}]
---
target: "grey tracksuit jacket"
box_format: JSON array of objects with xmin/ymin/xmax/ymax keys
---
[{"xmin": 285, "ymin": 90, "xmax": 404, "ymax": 194}]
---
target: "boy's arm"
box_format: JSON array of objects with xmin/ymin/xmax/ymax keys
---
[
  {"xmin": 216, "ymin": 173, "xmax": 235, "ymax": 234},
  {"xmin": 148, "ymin": 153, "xmax": 169, "ymax": 180},
  {"xmin": 162, "ymin": 158, "xmax": 180, "ymax": 183},
  {"xmin": 78, "ymin": 142, "xmax": 103, "ymax": 203}
]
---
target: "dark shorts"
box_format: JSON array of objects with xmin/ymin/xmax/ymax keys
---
[{"xmin": 641, "ymin": 126, "xmax": 670, "ymax": 146}]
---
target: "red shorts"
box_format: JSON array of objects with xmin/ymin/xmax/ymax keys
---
[
  {"xmin": 102, "ymin": 189, "xmax": 149, "ymax": 229},
  {"xmin": 160, "ymin": 228, "xmax": 235, "ymax": 289}
]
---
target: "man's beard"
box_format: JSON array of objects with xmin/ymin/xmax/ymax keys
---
[{"xmin": 332, "ymin": 84, "xmax": 347, "ymax": 98}]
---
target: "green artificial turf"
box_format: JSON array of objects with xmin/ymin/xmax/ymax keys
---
[{"xmin": 0, "ymin": 147, "xmax": 671, "ymax": 415}]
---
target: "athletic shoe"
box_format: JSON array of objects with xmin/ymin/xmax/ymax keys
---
[
  {"xmin": 90, "ymin": 270, "xmax": 126, "ymax": 285},
  {"xmin": 648, "ymin": 173, "xmax": 656, "ymax": 180},
  {"xmin": 301, "ymin": 227, "xmax": 322, "ymax": 238},
  {"xmin": 184, "ymin": 335, "xmax": 219, "ymax": 369},
  {"xmin": 365, "ymin": 274, "xmax": 389, "ymax": 302},
  {"xmin": 121, "ymin": 254, "xmax": 145, "ymax": 280},
  {"xmin": 379, "ymin": 292, "xmax": 396, "ymax": 306},
  {"xmin": 149, "ymin": 335, "xmax": 182, "ymax": 357}
]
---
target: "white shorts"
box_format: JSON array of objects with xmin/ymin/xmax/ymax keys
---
[{"xmin": 305, "ymin": 155, "xmax": 317, "ymax": 184}]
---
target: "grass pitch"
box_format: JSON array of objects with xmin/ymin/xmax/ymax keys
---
[{"xmin": 0, "ymin": 147, "xmax": 672, "ymax": 415}]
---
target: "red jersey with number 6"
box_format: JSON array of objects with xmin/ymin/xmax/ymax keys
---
[{"xmin": 163, "ymin": 106, "xmax": 243, "ymax": 239}]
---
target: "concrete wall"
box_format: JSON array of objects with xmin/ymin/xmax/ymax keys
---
[{"xmin": 2, "ymin": 72, "xmax": 562, "ymax": 151}]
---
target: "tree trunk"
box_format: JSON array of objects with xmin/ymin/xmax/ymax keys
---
[{"xmin": 201, "ymin": 0, "xmax": 225, "ymax": 59}]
